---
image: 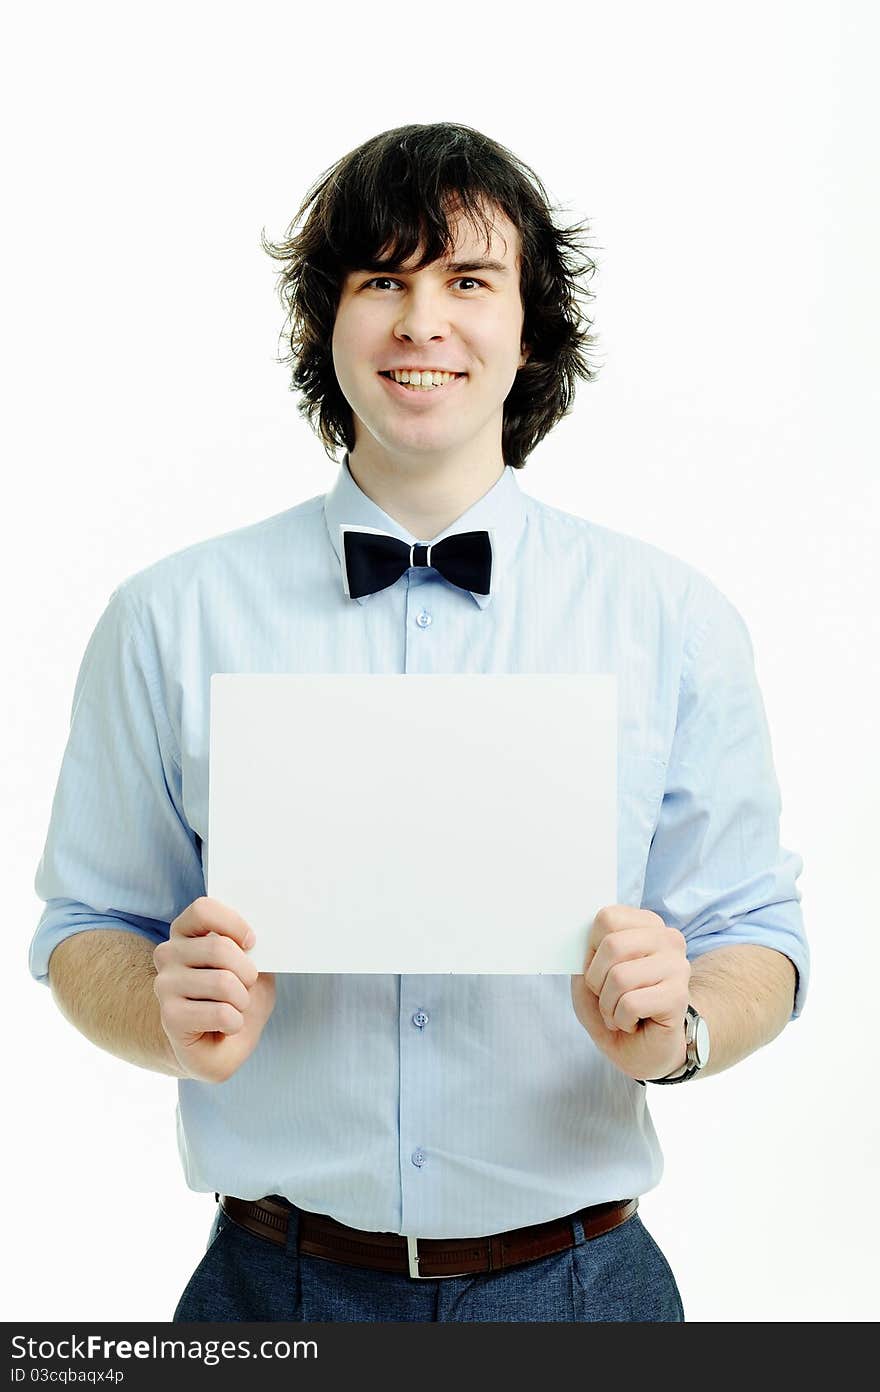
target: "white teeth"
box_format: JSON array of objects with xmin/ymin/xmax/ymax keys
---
[{"xmin": 388, "ymin": 369, "xmax": 460, "ymax": 390}]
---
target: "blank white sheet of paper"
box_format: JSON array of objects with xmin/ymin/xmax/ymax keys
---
[{"xmin": 207, "ymin": 674, "xmax": 617, "ymax": 974}]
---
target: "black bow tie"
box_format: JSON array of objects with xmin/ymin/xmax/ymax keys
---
[{"xmin": 341, "ymin": 526, "xmax": 493, "ymax": 600}]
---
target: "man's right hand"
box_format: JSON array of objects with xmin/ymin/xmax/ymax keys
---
[{"xmin": 153, "ymin": 896, "xmax": 276, "ymax": 1083}]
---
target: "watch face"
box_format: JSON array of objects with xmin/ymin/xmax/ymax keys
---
[{"xmin": 695, "ymin": 1016, "xmax": 710, "ymax": 1066}]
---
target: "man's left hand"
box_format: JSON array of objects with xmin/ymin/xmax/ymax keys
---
[{"xmin": 570, "ymin": 906, "xmax": 691, "ymax": 1081}]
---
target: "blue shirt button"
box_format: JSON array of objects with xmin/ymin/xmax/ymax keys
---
[
  {"xmin": 411, "ymin": 1149, "xmax": 426, "ymax": 1167},
  {"xmin": 416, "ymin": 611, "xmax": 432, "ymax": 628},
  {"xmin": 412, "ymin": 1010, "xmax": 429, "ymax": 1028}
]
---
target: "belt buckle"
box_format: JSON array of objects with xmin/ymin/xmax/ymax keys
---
[{"xmin": 406, "ymin": 1235, "xmax": 471, "ymax": 1281}]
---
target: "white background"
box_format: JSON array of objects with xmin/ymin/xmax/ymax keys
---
[{"xmin": 5, "ymin": 0, "xmax": 877, "ymax": 1323}]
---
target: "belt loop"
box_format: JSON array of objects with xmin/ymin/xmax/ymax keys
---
[
  {"xmin": 284, "ymin": 1200, "xmax": 300, "ymax": 1262},
  {"xmin": 570, "ymin": 1213, "xmax": 586, "ymax": 1248},
  {"xmin": 279, "ymin": 1199, "xmax": 301, "ymax": 1314}
]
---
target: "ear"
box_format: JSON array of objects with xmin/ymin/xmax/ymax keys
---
[{"xmin": 519, "ymin": 343, "xmax": 531, "ymax": 369}]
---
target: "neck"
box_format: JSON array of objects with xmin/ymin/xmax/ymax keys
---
[{"xmin": 346, "ymin": 439, "xmax": 505, "ymax": 541}]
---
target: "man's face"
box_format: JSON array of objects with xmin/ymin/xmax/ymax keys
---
[{"xmin": 332, "ymin": 203, "xmax": 529, "ymax": 463}]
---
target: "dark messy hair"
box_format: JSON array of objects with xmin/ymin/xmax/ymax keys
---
[{"xmin": 260, "ymin": 122, "xmax": 603, "ymax": 470}]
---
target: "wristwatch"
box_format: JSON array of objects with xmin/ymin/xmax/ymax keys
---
[{"xmin": 644, "ymin": 1004, "xmax": 710, "ymax": 1084}]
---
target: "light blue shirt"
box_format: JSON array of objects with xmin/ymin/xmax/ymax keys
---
[{"xmin": 29, "ymin": 454, "xmax": 809, "ymax": 1238}]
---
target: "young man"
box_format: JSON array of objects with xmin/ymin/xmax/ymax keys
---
[{"xmin": 30, "ymin": 122, "xmax": 808, "ymax": 1322}]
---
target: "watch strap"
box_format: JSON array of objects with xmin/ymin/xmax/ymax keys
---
[
  {"xmin": 647, "ymin": 1059, "xmax": 698, "ymax": 1084},
  {"xmin": 641, "ymin": 1004, "xmax": 702, "ymax": 1084}
]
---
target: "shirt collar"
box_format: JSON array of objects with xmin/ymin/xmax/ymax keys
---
[{"xmin": 323, "ymin": 451, "xmax": 528, "ymax": 609}]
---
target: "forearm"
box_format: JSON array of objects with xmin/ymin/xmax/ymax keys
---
[
  {"xmin": 48, "ymin": 928, "xmax": 188, "ymax": 1078},
  {"xmin": 684, "ymin": 944, "xmax": 797, "ymax": 1079}
]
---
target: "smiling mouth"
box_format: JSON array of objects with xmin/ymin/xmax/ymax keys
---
[{"xmin": 378, "ymin": 370, "xmax": 467, "ymax": 393}]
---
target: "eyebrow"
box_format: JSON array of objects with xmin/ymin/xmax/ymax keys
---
[
  {"xmin": 443, "ymin": 258, "xmax": 510, "ymax": 275},
  {"xmin": 357, "ymin": 258, "xmax": 510, "ymax": 277}
]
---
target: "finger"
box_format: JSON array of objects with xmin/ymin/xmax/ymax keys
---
[
  {"xmin": 175, "ymin": 932, "xmax": 260, "ymax": 989},
  {"xmin": 154, "ymin": 962, "xmax": 250, "ymax": 1015},
  {"xmin": 586, "ymin": 906, "xmax": 640, "ymax": 957},
  {"xmin": 596, "ymin": 955, "xmax": 668, "ymax": 1027},
  {"xmin": 176, "ymin": 965, "xmax": 251, "ymax": 1013},
  {"xmin": 608, "ymin": 983, "xmax": 686, "ymax": 1034},
  {"xmin": 171, "ymin": 896, "xmax": 255, "ymax": 952},
  {"xmin": 163, "ymin": 995, "xmax": 245, "ymax": 1038},
  {"xmin": 584, "ymin": 926, "xmax": 675, "ymax": 995}
]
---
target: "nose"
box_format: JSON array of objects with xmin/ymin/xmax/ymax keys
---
[{"xmin": 394, "ymin": 287, "xmax": 451, "ymax": 346}]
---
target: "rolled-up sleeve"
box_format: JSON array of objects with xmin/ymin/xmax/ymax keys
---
[
  {"xmin": 641, "ymin": 579, "xmax": 809, "ymax": 1020},
  {"xmin": 29, "ymin": 582, "xmax": 205, "ymax": 986}
]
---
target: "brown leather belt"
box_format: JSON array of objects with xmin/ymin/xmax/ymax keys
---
[{"xmin": 217, "ymin": 1193, "xmax": 639, "ymax": 1280}]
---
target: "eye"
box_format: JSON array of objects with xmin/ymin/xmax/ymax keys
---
[{"xmin": 361, "ymin": 276, "xmax": 486, "ymax": 292}]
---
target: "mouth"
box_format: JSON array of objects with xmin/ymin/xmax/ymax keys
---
[{"xmin": 378, "ymin": 370, "xmax": 467, "ymax": 401}]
